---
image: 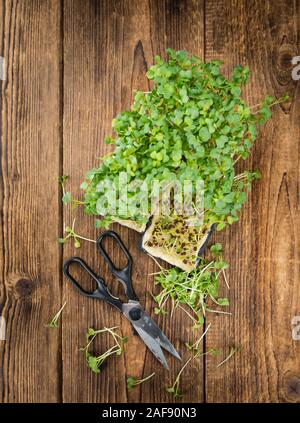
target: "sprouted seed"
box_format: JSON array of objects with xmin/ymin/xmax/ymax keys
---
[
  {"xmin": 46, "ymin": 301, "xmax": 67, "ymax": 328},
  {"xmin": 58, "ymin": 218, "xmax": 96, "ymax": 248},
  {"xmin": 216, "ymin": 346, "xmax": 240, "ymax": 367},
  {"xmin": 145, "ymin": 214, "xmax": 210, "ymax": 268},
  {"xmin": 127, "ymin": 372, "xmax": 156, "ymax": 392},
  {"xmin": 165, "ymin": 357, "xmax": 192, "ymax": 398},
  {"xmin": 80, "ymin": 326, "xmax": 127, "ymax": 374}
]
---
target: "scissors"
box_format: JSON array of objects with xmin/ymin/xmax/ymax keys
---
[{"xmin": 63, "ymin": 230, "xmax": 181, "ymax": 370}]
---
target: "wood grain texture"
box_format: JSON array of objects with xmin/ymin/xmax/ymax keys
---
[
  {"xmin": 0, "ymin": 0, "xmax": 62, "ymax": 402},
  {"xmin": 0, "ymin": 0, "xmax": 299, "ymax": 404},
  {"xmin": 62, "ymin": 0, "xmax": 128, "ymax": 403},
  {"xmin": 204, "ymin": 0, "xmax": 300, "ymax": 403},
  {"xmin": 144, "ymin": 0, "xmax": 205, "ymax": 403},
  {"xmin": 62, "ymin": 0, "xmax": 204, "ymax": 403}
]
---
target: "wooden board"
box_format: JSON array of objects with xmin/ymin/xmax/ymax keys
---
[
  {"xmin": 0, "ymin": 0, "xmax": 299, "ymax": 403},
  {"xmin": 204, "ymin": 0, "xmax": 300, "ymax": 403},
  {"xmin": 0, "ymin": 0, "xmax": 62, "ymax": 402},
  {"xmin": 62, "ymin": 0, "xmax": 204, "ymax": 403}
]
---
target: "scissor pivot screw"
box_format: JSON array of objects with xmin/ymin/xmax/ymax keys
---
[{"xmin": 129, "ymin": 307, "xmax": 143, "ymax": 321}]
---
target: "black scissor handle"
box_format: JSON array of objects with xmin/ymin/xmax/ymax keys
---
[
  {"xmin": 63, "ymin": 257, "xmax": 123, "ymax": 311},
  {"xmin": 96, "ymin": 231, "xmax": 138, "ymax": 301}
]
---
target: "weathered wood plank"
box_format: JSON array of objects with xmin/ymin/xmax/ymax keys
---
[
  {"xmin": 0, "ymin": 0, "xmax": 62, "ymax": 402},
  {"xmin": 62, "ymin": 0, "xmax": 205, "ymax": 403},
  {"xmin": 2, "ymin": 0, "xmax": 297, "ymax": 404},
  {"xmin": 62, "ymin": 0, "xmax": 127, "ymax": 403},
  {"xmin": 146, "ymin": 0, "xmax": 205, "ymax": 403},
  {"xmin": 204, "ymin": 0, "xmax": 300, "ymax": 403}
]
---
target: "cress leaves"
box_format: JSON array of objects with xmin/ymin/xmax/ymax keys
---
[{"xmin": 81, "ymin": 49, "xmax": 286, "ymax": 232}]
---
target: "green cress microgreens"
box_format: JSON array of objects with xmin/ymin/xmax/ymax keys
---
[
  {"xmin": 81, "ymin": 49, "xmax": 288, "ymax": 236},
  {"xmin": 151, "ymin": 245, "xmax": 229, "ymax": 329},
  {"xmin": 185, "ymin": 321, "xmax": 210, "ymax": 355},
  {"xmin": 45, "ymin": 301, "xmax": 67, "ymax": 328},
  {"xmin": 58, "ymin": 218, "xmax": 96, "ymax": 248},
  {"xmin": 165, "ymin": 357, "xmax": 192, "ymax": 398},
  {"xmin": 127, "ymin": 372, "xmax": 156, "ymax": 392},
  {"xmin": 210, "ymin": 242, "xmax": 229, "ymax": 289},
  {"xmin": 80, "ymin": 326, "xmax": 127, "ymax": 374}
]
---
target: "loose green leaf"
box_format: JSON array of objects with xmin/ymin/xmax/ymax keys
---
[
  {"xmin": 62, "ymin": 192, "xmax": 71, "ymax": 205},
  {"xmin": 126, "ymin": 372, "xmax": 155, "ymax": 392},
  {"xmin": 80, "ymin": 326, "xmax": 127, "ymax": 374},
  {"xmin": 210, "ymin": 243, "xmax": 222, "ymax": 255},
  {"xmin": 217, "ymin": 297, "xmax": 230, "ymax": 306}
]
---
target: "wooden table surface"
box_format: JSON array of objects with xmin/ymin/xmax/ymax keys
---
[{"xmin": 0, "ymin": 0, "xmax": 299, "ymax": 403}]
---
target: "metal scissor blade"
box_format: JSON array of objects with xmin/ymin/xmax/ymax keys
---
[
  {"xmin": 137, "ymin": 313, "xmax": 181, "ymax": 361},
  {"xmin": 122, "ymin": 301, "xmax": 181, "ymax": 364},
  {"xmin": 157, "ymin": 333, "xmax": 181, "ymax": 361},
  {"xmin": 133, "ymin": 324, "xmax": 169, "ymax": 370}
]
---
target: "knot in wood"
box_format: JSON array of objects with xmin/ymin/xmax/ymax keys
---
[
  {"xmin": 278, "ymin": 51, "xmax": 294, "ymax": 70},
  {"xmin": 15, "ymin": 278, "xmax": 35, "ymax": 297},
  {"xmin": 286, "ymin": 376, "xmax": 300, "ymax": 401}
]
